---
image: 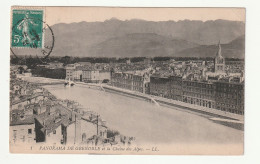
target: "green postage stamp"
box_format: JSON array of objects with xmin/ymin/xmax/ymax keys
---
[{"xmin": 11, "ymin": 9, "xmax": 44, "ymax": 48}]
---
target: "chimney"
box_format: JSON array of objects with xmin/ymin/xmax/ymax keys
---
[
  {"xmin": 45, "ymin": 105, "xmax": 49, "ymax": 115},
  {"xmin": 71, "ymin": 112, "xmax": 76, "ymax": 122}
]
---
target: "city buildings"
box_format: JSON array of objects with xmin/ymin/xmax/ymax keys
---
[
  {"xmin": 111, "ymin": 72, "xmax": 149, "ymax": 93},
  {"xmin": 10, "ymin": 110, "xmax": 36, "ymax": 144},
  {"xmin": 65, "ymin": 64, "xmax": 76, "ymax": 80},
  {"xmin": 132, "ymin": 74, "xmax": 145, "ymax": 93},
  {"xmin": 182, "ymin": 79, "xmax": 216, "ymax": 108},
  {"xmin": 148, "ymin": 74, "xmax": 244, "ymax": 114},
  {"xmin": 9, "ymin": 78, "xmax": 110, "ymax": 145},
  {"xmin": 111, "ymin": 72, "xmax": 133, "ymax": 91},
  {"xmin": 169, "ymin": 75, "xmax": 183, "ymax": 101},
  {"xmin": 34, "ymin": 113, "xmax": 65, "ymax": 144},
  {"xmin": 63, "ymin": 112, "xmax": 107, "ymax": 145},
  {"xmin": 107, "ymin": 42, "xmax": 244, "ymax": 115},
  {"xmin": 82, "ymin": 69, "xmax": 100, "ymax": 83},
  {"xmin": 66, "ymin": 64, "xmax": 111, "ymax": 83},
  {"xmin": 99, "ymin": 71, "xmax": 111, "ymax": 82},
  {"xmin": 215, "ymin": 80, "xmax": 244, "ymax": 115},
  {"xmin": 149, "ymin": 75, "xmax": 170, "ymax": 97}
]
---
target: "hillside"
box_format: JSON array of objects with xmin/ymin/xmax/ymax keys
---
[{"xmin": 48, "ymin": 19, "xmax": 244, "ymax": 57}]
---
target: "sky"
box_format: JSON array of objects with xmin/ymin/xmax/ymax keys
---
[{"xmin": 45, "ymin": 7, "xmax": 245, "ymax": 25}]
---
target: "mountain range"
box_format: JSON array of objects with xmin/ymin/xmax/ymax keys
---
[
  {"xmin": 12, "ymin": 19, "xmax": 245, "ymax": 58},
  {"xmin": 88, "ymin": 33, "xmax": 199, "ymax": 58}
]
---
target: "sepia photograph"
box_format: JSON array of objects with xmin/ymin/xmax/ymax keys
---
[{"xmin": 9, "ymin": 7, "xmax": 245, "ymax": 155}]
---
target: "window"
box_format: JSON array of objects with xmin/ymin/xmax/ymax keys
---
[
  {"xmin": 53, "ymin": 130, "xmax": 56, "ymax": 134},
  {"xmin": 28, "ymin": 129, "xmax": 32, "ymax": 134}
]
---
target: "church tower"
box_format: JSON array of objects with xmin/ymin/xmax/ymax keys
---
[{"xmin": 214, "ymin": 41, "xmax": 225, "ymax": 73}]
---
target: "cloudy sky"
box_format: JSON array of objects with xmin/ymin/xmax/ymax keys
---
[{"xmin": 45, "ymin": 7, "xmax": 245, "ymax": 25}]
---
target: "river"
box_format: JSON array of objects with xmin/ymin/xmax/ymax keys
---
[{"xmin": 43, "ymin": 84, "xmax": 243, "ymax": 145}]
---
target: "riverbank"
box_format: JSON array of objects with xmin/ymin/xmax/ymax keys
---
[
  {"xmin": 76, "ymin": 82, "xmax": 243, "ymax": 120},
  {"xmin": 73, "ymin": 82, "xmax": 244, "ymax": 130},
  {"xmin": 18, "ymin": 76, "xmax": 64, "ymax": 85},
  {"xmin": 102, "ymin": 85, "xmax": 244, "ymax": 130},
  {"xmin": 44, "ymin": 83, "xmax": 243, "ymax": 145},
  {"xmin": 16, "ymin": 77, "xmax": 136, "ymax": 146},
  {"xmin": 21, "ymin": 76, "xmax": 244, "ymax": 131}
]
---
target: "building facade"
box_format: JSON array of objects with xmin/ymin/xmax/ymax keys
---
[
  {"xmin": 169, "ymin": 75, "xmax": 183, "ymax": 101},
  {"xmin": 10, "ymin": 123, "xmax": 36, "ymax": 144},
  {"xmin": 182, "ymin": 80, "xmax": 216, "ymax": 108},
  {"xmin": 10, "ymin": 110, "xmax": 36, "ymax": 144},
  {"xmin": 65, "ymin": 64, "xmax": 76, "ymax": 80},
  {"xmin": 99, "ymin": 71, "xmax": 111, "ymax": 82},
  {"xmin": 111, "ymin": 72, "xmax": 146, "ymax": 93},
  {"xmin": 82, "ymin": 70, "xmax": 100, "ymax": 83},
  {"xmin": 148, "ymin": 74, "xmax": 244, "ymax": 114},
  {"xmin": 132, "ymin": 75, "xmax": 144, "ymax": 93},
  {"xmin": 149, "ymin": 76, "xmax": 170, "ymax": 98},
  {"xmin": 215, "ymin": 81, "xmax": 244, "ymax": 115},
  {"xmin": 111, "ymin": 72, "xmax": 133, "ymax": 90},
  {"xmin": 73, "ymin": 66, "xmax": 83, "ymax": 82}
]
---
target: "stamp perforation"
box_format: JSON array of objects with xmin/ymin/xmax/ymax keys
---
[{"xmin": 10, "ymin": 6, "xmax": 46, "ymax": 49}]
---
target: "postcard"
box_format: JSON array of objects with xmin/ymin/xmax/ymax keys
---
[{"xmin": 10, "ymin": 6, "xmax": 245, "ymax": 155}]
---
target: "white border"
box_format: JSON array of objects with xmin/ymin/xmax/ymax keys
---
[{"xmin": 1, "ymin": 0, "xmax": 260, "ymax": 164}]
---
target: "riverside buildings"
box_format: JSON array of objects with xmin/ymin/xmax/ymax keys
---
[
  {"xmin": 65, "ymin": 64, "xmax": 111, "ymax": 83},
  {"xmin": 215, "ymin": 80, "xmax": 244, "ymax": 115},
  {"xmin": 109, "ymin": 43, "xmax": 244, "ymax": 115},
  {"xmin": 82, "ymin": 69, "xmax": 100, "ymax": 83},
  {"xmin": 62, "ymin": 43, "xmax": 244, "ymax": 115},
  {"xmin": 65, "ymin": 64, "xmax": 76, "ymax": 80},
  {"xmin": 148, "ymin": 73, "xmax": 244, "ymax": 115},
  {"xmin": 182, "ymin": 79, "xmax": 216, "ymax": 109},
  {"xmin": 169, "ymin": 75, "xmax": 183, "ymax": 101},
  {"xmin": 111, "ymin": 72, "xmax": 150, "ymax": 93},
  {"xmin": 9, "ymin": 77, "xmax": 111, "ymax": 145},
  {"xmin": 149, "ymin": 76, "xmax": 170, "ymax": 97}
]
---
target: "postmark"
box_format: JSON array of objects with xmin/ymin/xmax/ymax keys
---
[{"xmin": 10, "ymin": 8, "xmax": 55, "ymax": 62}]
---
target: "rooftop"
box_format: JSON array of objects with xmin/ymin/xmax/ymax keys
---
[{"xmin": 10, "ymin": 110, "xmax": 35, "ymax": 126}]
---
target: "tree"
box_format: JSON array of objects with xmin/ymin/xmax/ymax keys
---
[
  {"xmin": 18, "ymin": 66, "xmax": 25, "ymax": 74},
  {"xmin": 60, "ymin": 56, "xmax": 72, "ymax": 66}
]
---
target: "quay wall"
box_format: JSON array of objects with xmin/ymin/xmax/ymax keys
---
[
  {"xmin": 24, "ymin": 77, "xmax": 243, "ymax": 122},
  {"xmin": 102, "ymin": 85, "xmax": 244, "ymax": 122},
  {"xmin": 103, "ymin": 86, "xmax": 152, "ymax": 102},
  {"xmin": 23, "ymin": 77, "xmax": 244, "ymax": 129}
]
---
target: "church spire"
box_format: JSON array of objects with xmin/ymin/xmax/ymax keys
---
[
  {"xmin": 214, "ymin": 40, "xmax": 225, "ymax": 73},
  {"xmin": 217, "ymin": 40, "xmax": 222, "ymax": 57}
]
